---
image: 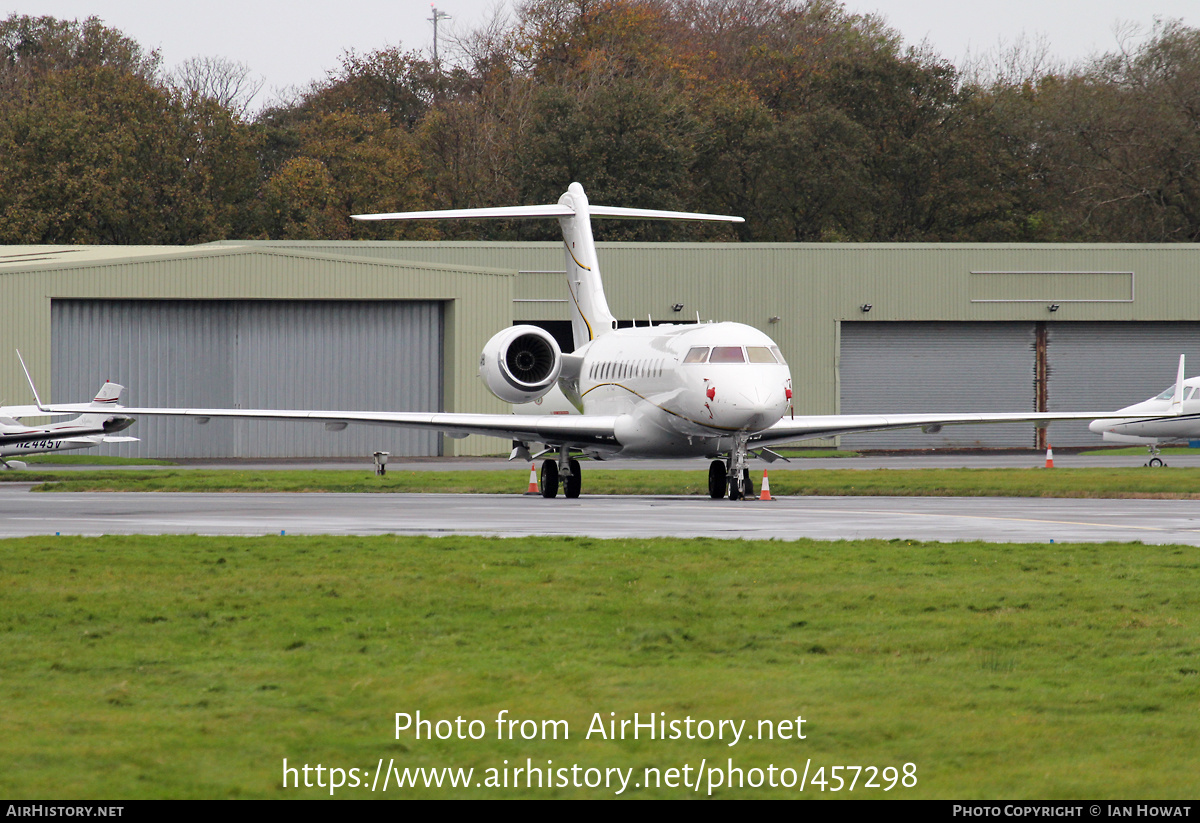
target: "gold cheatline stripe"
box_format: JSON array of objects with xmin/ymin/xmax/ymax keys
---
[{"xmin": 564, "ymin": 241, "xmax": 595, "ymax": 341}]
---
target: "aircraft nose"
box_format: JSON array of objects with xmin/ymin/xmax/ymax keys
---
[{"xmin": 723, "ymin": 385, "xmax": 788, "ymax": 431}]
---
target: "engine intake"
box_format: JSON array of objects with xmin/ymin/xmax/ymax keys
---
[{"xmin": 479, "ymin": 325, "xmax": 563, "ymax": 404}]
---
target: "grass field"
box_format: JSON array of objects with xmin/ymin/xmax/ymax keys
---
[
  {"xmin": 18, "ymin": 454, "xmax": 175, "ymax": 466},
  {"xmin": 9, "ymin": 466, "xmax": 1200, "ymax": 499},
  {"xmin": 1, "ymin": 533, "xmax": 1197, "ymax": 799}
]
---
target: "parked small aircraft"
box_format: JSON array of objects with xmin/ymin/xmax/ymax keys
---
[
  {"xmin": 1089, "ymin": 355, "xmax": 1197, "ymax": 466},
  {"xmin": 25, "ymin": 184, "xmax": 1139, "ymax": 497},
  {"xmin": 1, "ymin": 376, "xmax": 137, "ymax": 469}
]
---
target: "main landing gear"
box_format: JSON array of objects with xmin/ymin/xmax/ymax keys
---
[
  {"xmin": 540, "ymin": 445, "xmax": 582, "ymax": 498},
  {"xmin": 709, "ymin": 436, "xmax": 754, "ymax": 500}
]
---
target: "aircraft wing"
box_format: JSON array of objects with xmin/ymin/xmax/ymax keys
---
[
  {"xmin": 58, "ymin": 405, "xmax": 625, "ymax": 452},
  {"xmin": 751, "ymin": 411, "xmax": 1131, "ymax": 448}
]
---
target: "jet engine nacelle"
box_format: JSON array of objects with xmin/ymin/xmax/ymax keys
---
[{"xmin": 479, "ymin": 325, "xmax": 563, "ymax": 404}]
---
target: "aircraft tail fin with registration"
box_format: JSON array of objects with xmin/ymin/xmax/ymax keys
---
[{"xmin": 352, "ymin": 183, "xmax": 743, "ymax": 350}]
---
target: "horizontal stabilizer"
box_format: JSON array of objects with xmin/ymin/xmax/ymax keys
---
[
  {"xmin": 353, "ymin": 204, "xmax": 573, "ymax": 221},
  {"xmin": 353, "ymin": 202, "xmax": 743, "ymax": 224}
]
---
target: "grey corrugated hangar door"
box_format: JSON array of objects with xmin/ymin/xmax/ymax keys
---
[
  {"xmin": 1046, "ymin": 322, "xmax": 1200, "ymax": 447},
  {"xmin": 51, "ymin": 300, "xmax": 444, "ymax": 458},
  {"xmin": 840, "ymin": 322, "xmax": 1038, "ymax": 448}
]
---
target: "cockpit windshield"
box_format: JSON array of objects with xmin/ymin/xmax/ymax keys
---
[
  {"xmin": 709, "ymin": 346, "xmax": 746, "ymax": 363},
  {"xmin": 682, "ymin": 345, "xmax": 784, "ymax": 364},
  {"xmin": 1154, "ymin": 385, "xmax": 1196, "ymax": 400}
]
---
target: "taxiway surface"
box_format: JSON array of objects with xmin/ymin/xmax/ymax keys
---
[{"xmin": 5, "ymin": 485, "xmax": 1200, "ymax": 544}]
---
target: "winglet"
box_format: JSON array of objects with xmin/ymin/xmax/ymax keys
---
[
  {"xmin": 1170, "ymin": 354, "xmax": 1186, "ymax": 416},
  {"xmin": 15, "ymin": 350, "xmax": 47, "ymax": 411}
]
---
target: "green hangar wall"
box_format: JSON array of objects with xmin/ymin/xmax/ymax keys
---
[
  {"xmin": 0, "ymin": 244, "xmax": 514, "ymax": 457},
  {"xmin": 3, "ymin": 241, "xmax": 1198, "ymax": 456}
]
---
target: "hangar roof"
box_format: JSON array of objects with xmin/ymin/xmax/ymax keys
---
[{"xmin": 0, "ymin": 242, "xmax": 516, "ymax": 277}]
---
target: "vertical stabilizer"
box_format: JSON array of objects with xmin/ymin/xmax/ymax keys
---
[
  {"xmin": 75, "ymin": 382, "xmax": 125, "ymax": 427},
  {"xmin": 557, "ymin": 183, "xmax": 617, "ymax": 347},
  {"xmin": 1170, "ymin": 354, "xmax": 1187, "ymax": 416}
]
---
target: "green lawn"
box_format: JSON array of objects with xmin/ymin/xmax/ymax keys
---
[
  {"xmin": 1, "ymin": 534, "xmax": 1196, "ymax": 798},
  {"xmin": 18, "ymin": 454, "xmax": 175, "ymax": 466}
]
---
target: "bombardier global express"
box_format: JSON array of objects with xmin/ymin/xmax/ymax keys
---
[{"xmin": 28, "ymin": 184, "xmax": 1139, "ymax": 498}]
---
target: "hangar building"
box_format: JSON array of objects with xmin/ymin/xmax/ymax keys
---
[{"xmin": 2, "ymin": 241, "xmax": 1197, "ymax": 457}]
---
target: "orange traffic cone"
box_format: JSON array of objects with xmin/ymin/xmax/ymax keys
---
[
  {"xmin": 759, "ymin": 469, "xmax": 774, "ymax": 501},
  {"xmin": 524, "ymin": 464, "xmax": 539, "ymax": 495},
  {"xmin": 1045, "ymin": 444, "xmax": 1054, "ymax": 468}
]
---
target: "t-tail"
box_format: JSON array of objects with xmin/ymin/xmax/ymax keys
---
[
  {"xmin": 352, "ymin": 183, "xmax": 743, "ymax": 349},
  {"xmin": 556, "ymin": 183, "xmax": 616, "ymax": 347}
]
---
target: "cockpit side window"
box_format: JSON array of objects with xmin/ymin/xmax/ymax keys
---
[
  {"xmin": 747, "ymin": 347, "xmax": 777, "ymax": 363},
  {"xmin": 1156, "ymin": 386, "xmax": 1177, "ymax": 400},
  {"xmin": 770, "ymin": 346, "xmax": 787, "ymax": 365},
  {"xmin": 683, "ymin": 347, "xmax": 709, "ymax": 364},
  {"xmin": 709, "ymin": 346, "xmax": 746, "ymax": 363}
]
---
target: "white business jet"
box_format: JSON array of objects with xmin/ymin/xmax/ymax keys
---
[
  {"xmin": 1, "ymin": 376, "xmax": 137, "ymax": 469},
  {"xmin": 1088, "ymin": 355, "xmax": 1200, "ymax": 466},
  {"xmin": 26, "ymin": 184, "xmax": 1138, "ymax": 498}
]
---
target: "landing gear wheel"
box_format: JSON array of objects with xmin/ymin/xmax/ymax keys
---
[
  {"xmin": 742, "ymin": 468, "xmax": 754, "ymax": 499},
  {"xmin": 1148, "ymin": 457, "xmax": 1165, "ymax": 467},
  {"xmin": 565, "ymin": 459, "xmax": 582, "ymax": 498},
  {"xmin": 728, "ymin": 475, "xmax": 743, "ymax": 501},
  {"xmin": 709, "ymin": 460, "xmax": 727, "ymax": 499},
  {"xmin": 540, "ymin": 459, "xmax": 559, "ymax": 498}
]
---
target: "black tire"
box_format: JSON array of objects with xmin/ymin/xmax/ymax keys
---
[
  {"xmin": 1149, "ymin": 457, "xmax": 1165, "ymax": 467},
  {"xmin": 742, "ymin": 468, "xmax": 754, "ymax": 498},
  {"xmin": 708, "ymin": 460, "xmax": 726, "ymax": 499},
  {"xmin": 565, "ymin": 459, "xmax": 582, "ymax": 498},
  {"xmin": 540, "ymin": 460, "xmax": 559, "ymax": 498},
  {"xmin": 728, "ymin": 475, "xmax": 742, "ymax": 501}
]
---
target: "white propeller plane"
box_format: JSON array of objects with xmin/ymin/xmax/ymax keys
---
[
  {"xmin": 24, "ymin": 184, "xmax": 1142, "ymax": 497},
  {"xmin": 1, "ymin": 374, "xmax": 137, "ymax": 469},
  {"xmin": 1088, "ymin": 355, "xmax": 1200, "ymax": 466}
]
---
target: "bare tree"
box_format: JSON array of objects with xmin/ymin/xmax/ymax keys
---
[{"xmin": 171, "ymin": 55, "xmax": 264, "ymax": 118}]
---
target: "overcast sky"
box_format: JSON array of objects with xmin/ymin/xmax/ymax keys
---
[{"xmin": 9, "ymin": 1, "xmax": 1196, "ymax": 107}]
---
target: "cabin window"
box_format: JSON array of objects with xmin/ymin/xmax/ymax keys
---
[
  {"xmin": 683, "ymin": 347, "xmax": 709, "ymax": 364},
  {"xmin": 709, "ymin": 346, "xmax": 746, "ymax": 363},
  {"xmin": 747, "ymin": 346, "xmax": 777, "ymax": 363}
]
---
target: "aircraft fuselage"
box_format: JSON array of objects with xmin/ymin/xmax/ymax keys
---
[
  {"xmin": 571, "ymin": 321, "xmax": 792, "ymax": 457},
  {"xmin": 1088, "ymin": 376, "xmax": 1200, "ymax": 444},
  {"xmin": 0, "ymin": 435, "xmax": 100, "ymax": 458}
]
